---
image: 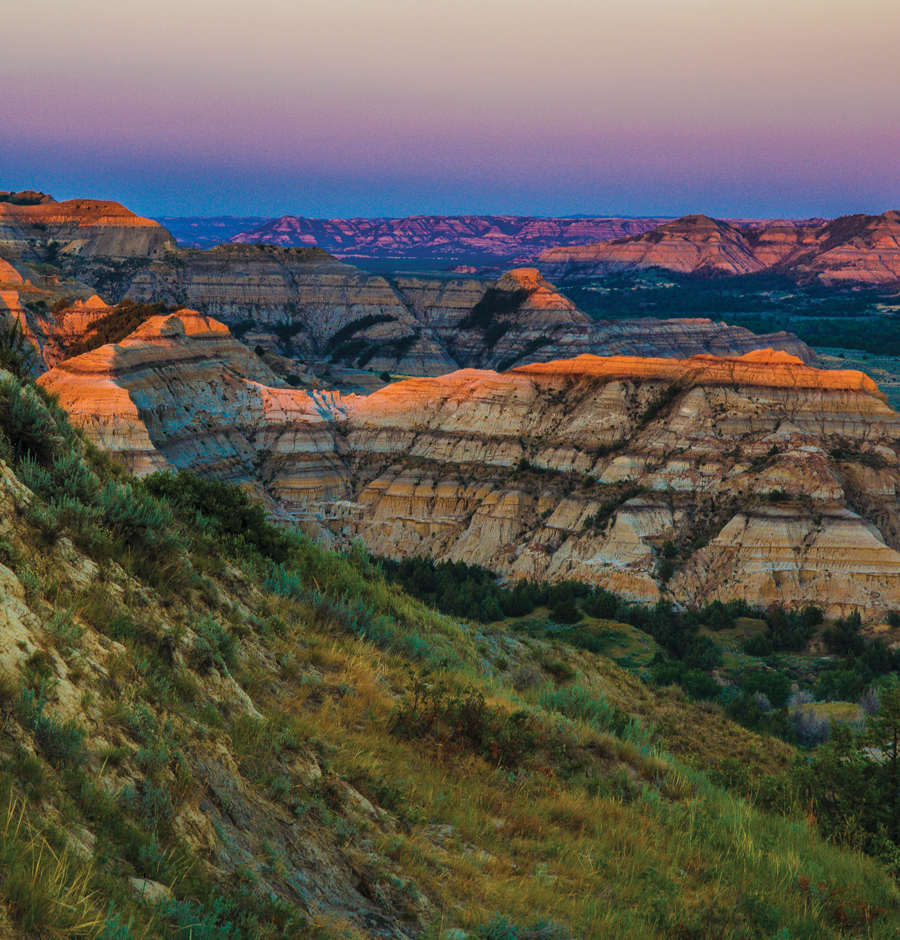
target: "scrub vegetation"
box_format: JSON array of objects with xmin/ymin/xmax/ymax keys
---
[{"xmin": 2, "ymin": 366, "xmax": 900, "ymax": 938}]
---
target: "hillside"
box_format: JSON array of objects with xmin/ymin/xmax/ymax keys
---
[
  {"xmin": 539, "ymin": 211, "xmax": 900, "ymax": 286},
  {"xmin": 0, "ymin": 196, "xmax": 174, "ymax": 263},
  {"xmin": 37, "ymin": 310, "xmax": 900, "ymax": 614},
  {"xmin": 1, "ymin": 237, "xmax": 813, "ymax": 379},
  {"xmin": 3, "ymin": 364, "xmax": 900, "ymax": 939},
  {"xmin": 227, "ymin": 215, "xmax": 673, "ymax": 262}
]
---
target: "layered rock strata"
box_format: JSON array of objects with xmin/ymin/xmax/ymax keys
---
[
  {"xmin": 40, "ymin": 314, "xmax": 900, "ymax": 614},
  {"xmin": 539, "ymin": 211, "xmax": 900, "ymax": 286},
  {"xmin": 122, "ymin": 252, "xmax": 814, "ymax": 373},
  {"xmin": 0, "ymin": 194, "xmax": 816, "ymax": 376},
  {"xmin": 0, "ymin": 198, "xmax": 174, "ymax": 261}
]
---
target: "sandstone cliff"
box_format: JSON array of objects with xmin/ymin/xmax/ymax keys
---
[
  {"xmin": 39, "ymin": 314, "xmax": 900, "ymax": 614},
  {"xmin": 539, "ymin": 211, "xmax": 900, "ymax": 286},
  {"xmin": 114, "ymin": 251, "xmax": 814, "ymax": 375},
  {"xmin": 0, "ymin": 197, "xmax": 174, "ymax": 262}
]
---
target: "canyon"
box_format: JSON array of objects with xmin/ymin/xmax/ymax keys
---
[
  {"xmin": 10, "ymin": 190, "xmax": 900, "ymax": 619},
  {"xmin": 539, "ymin": 211, "xmax": 900, "ymax": 285},
  {"xmin": 39, "ymin": 310, "xmax": 900, "ymax": 616},
  {"xmin": 0, "ymin": 192, "xmax": 814, "ymax": 376}
]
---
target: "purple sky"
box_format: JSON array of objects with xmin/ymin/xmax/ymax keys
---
[{"xmin": 3, "ymin": 0, "xmax": 899, "ymax": 219}]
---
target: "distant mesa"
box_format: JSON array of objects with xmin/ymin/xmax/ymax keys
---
[
  {"xmin": 0, "ymin": 190, "xmax": 56, "ymax": 206},
  {"xmin": 538, "ymin": 210, "xmax": 900, "ymax": 286},
  {"xmin": 226, "ymin": 214, "xmax": 674, "ymax": 262},
  {"xmin": 0, "ymin": 195, "xmax": 174, "ymax": 261}
]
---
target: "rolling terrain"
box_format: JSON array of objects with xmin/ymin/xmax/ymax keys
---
[
  {"xmin": 227, "ymin": 214, "xmax": 672, "ymax": 262},
  {"xmin": 3, "ymin": 360, "xmax": 900, "ymax": 939},
  {"xmin": 38, "ymin": 310, "xmax": 900, "ymax": 615},
  {"xmin": 539, "ymin": 211, "xmax": 900, "ymax": 286}
]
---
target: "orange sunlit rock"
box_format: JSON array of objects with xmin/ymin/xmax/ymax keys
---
[{"xmin": 37, "ymin": 311, "xmax": 900, "ymax": 614}]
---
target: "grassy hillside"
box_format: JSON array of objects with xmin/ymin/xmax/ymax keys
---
[{"xmin": 1, "ymin": 369, "xmax": 900, "ymax": 938}]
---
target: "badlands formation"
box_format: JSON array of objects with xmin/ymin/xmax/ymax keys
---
[
  {"xmin": 40, "ymin": 310, "xmax": 900, "ymax": 615},
  {"xmin": 228, "ymin": 214, "xmax": 673, "ymax": 260},
  {"xmin": 539, "ymin": 211, "xmax": 900, "ymax": 285},
  {"xmin": 122, "ymin": 253, "xmax": 814, "ymax": 373},
  {"xmin": 0, "ymin": 193, "xmax": 174, "ymax": 261},
  {"xmin": 0, "ymin": 193, "xmax": 815, "ymax": 374}
]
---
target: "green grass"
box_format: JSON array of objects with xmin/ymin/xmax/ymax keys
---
[{"xmin": 3, "ymin": 367, "xmax": 900, "ymax": 938}]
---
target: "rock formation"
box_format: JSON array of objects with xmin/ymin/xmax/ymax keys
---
[
  {"xmin": 539, "ymin": 211, "xmax": 900, "ymax": 286},
  {"xmin": 0, "ymin": 193, "xmax": 816, "ymax": 376},
  {"xmin": 0, "ymin": 197, "xmax": 174, "ymax": 262},
  {"xmin": 228, "ymin": 214, "xmax": 673, "ymax": 261},
  {"xmin": 117, "ymin": 251, "xmax": 814, "ymax": 373},
  {"xmin": 39, "ymin": 313, "xmax": 900, "ymax": 614}
]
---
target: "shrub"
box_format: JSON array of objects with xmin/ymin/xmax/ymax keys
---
[
  {"xmin": 539, "ymin": 685, "xmax": 649, "ymax": 745},
  {"xmin": 0, "ymin": 377, "xmax": 67, "ymax": 466},
  {"xmin": 324, "ymin": 314, "xmax": 397, "ymax": 354},
  {"xmin": 144, "ymin": 470, "xmax": 294, "ymax": 563},
  {"xmin": 120, "ymin": 780, "xmax": 174, "ymax": 828},
  {"xmin": 15, "ymin": 687, "xmax": 85, "ymax": 764},
  {"xmin": 64, "ymin": 299, "xmax": 169, "ymax": 358},
  {"xmin": 391, "ymin": 671, "xmax": 541, "ymax": 767},
  {"xmin": 458, "ymin": 287, "xmax": 529, "ymax": 331},
  {"xmin": 638, "ymin": 382, "xmax": 685, "ymax": 426},
  {"xmin": 790, "ymin": 707, "xmax": 831, "ymax": 748},
  {"xmin": 581, "ymin": 589, "xmax": 619, "ymax": 619},
  {"xmin": 97, "ymin": 481, "xmax": 178, "ymax": 554},
  {"xmin": 190, "ymin": 617, "xmax": 238, "ymax": 673},
  {"xmin": 0, "ymin": 318, "xmax": 38, "ymax": 378}
]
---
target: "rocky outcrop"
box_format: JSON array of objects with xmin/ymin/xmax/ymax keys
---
[
  {"xmin": 37, "ymin": 294, "xmax": 116, "ymax": 367},
  {"xmin": 540, "ymin": 216, "xmax": 766, "ymax": 278},
  {"xmin": 792, "ymin": 211, "xmax": 900, "ymax": 285},
  {"xmin": 539, "ymin": 211, "xmax": 900, "ymax": 286},
  {"xmin": 39, "ymin": 315, "xmax": 900, "ymax": 614},
  {"xmin": 123, "ymin": 244, "xmax": 459, "ymax": 375},
  {"xmin": 0, "ymin": 198, "xmax": 174, "ymax": 263},
  {"xmin": 116, "ymin": 253, "xmax": 814, "ymax": 374},
  {"xmin": 0, "ymin": 193, "xmax": 813, "ymax": 377},
  {"xmin": 229, "ymin": 214, "xmax": 673, "ymax": 261},
  {"xmin": 402, "ymin": 267, "xmax": 815, "ymax": 369}
]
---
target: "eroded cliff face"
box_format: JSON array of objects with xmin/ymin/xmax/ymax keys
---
[
  {"xmin": 0, "ymin": 196, "xmax": 815, "ymax": 377},
  {"xmin": 39, "ymin": 314, "xmax": 900, "ymax": 614},
  {"xmin": 539, "ymin": 211, "xmax": 900, "ymax": 286},
  {"xmin": 0, "ymin": 198, "xmax": 174, "ymax": 262},
  {"xmin": 122, "ymin": 244, "xmax": 459, "ymax": 376},
  {"xmin": 117, "ymin": 253, "xmax": 815, "ymax": 374},
  {"xmin": 228, "ymin": 214, "xmax": 673, "ymax": 261}
]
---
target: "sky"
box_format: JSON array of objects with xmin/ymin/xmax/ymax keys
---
[{"xmin": 2, "ymin": 0, "xmax": 899, "ymax": 219}]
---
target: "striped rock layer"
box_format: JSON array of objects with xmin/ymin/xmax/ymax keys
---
[{"xmin": 39, "ymin": 312, "xmax": 900, "ymax": 615}]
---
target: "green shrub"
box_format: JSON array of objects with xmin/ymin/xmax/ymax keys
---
[
  {"xmin": 0, "ymin": 377, "xmax": 67, "ymax": 466},
  {"xmin": 190, "ymin": 617, "xmax": 238, "ymax": 674},
  {"xmin": 0, "ymin": 318, "xmax": 37, "ymax": 378},
  {"xmin": 14, "ymin": 687, "xmax": 85, "ymax": 764},
  {"xmin": 391, "ymin": 671, "xmax": 541, "ymax": 768},
  {"xmin": 540, "ymin": 685, "xmax": 650, "ymax": 748},
  {"xmin": 144, "ymin": 470, "xmax": 293, "ymax": 563}
]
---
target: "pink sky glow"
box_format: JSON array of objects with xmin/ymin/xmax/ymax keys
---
[{"xmin": 2, "ymin": 0, "xmax": 898, "ymax": 218}]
